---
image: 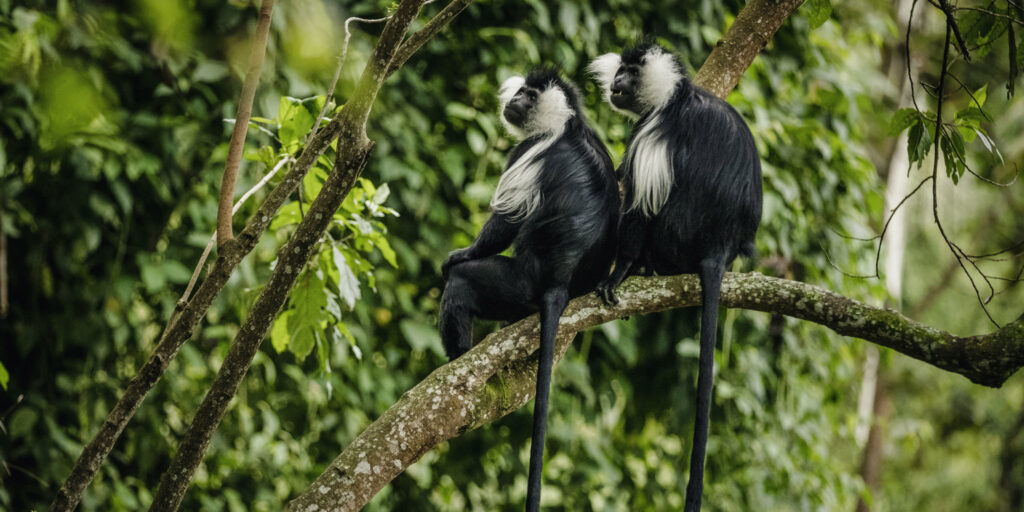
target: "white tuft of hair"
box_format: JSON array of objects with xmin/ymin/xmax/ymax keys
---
[
  {"xmin": 624, "ymin": 113, "xmax": 673, "ymax": 216},
  {"xmin": 491, "ymin": 79, "xmax": 575, "ymax": 219},
  {"xmin": 587, "ymin": 53, "xmax": 621, "ymax": 104},
  {"xmin": 523, "ymin": 83, "xmax": 574, "ymax": 137},
  {"xmin": 639, "ymin": 47, "xmax": 682, "ymax": 111},
  {"xmin": 490, "ymin": 131, "xmax": 562, "ymax": 221},
  {"xmin": 498, "ymin": 75, "xmax": 527, "ymax": 138},
  {"xmin": 588, "ymin": 53, "xmax": 639, "ymax": 119}
]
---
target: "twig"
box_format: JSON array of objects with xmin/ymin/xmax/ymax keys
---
[
  {"xmin": 930, "ymin": 20, "xmax": 1000, "ymax": 327},
  {"xmin": 873, "ymin": 176, "xmax": 933, "ymax": 278},
  {"xmin": 906, "ymin": 0, "xmax": 922, "ymax": 112},
  {"xmin": 216, "ymin": 0, "xmax": 275, "ymax": 247},
  {"xmin": 938, "ymin": 0, "xmax": 971, "ymax": 61},
  {"xmin": 180, "ymin": 156, "xmax": 293, "ymax": 307},
  {"xmin": 308, "ymin": 15, "xmax": 391, "ymax": 142}
]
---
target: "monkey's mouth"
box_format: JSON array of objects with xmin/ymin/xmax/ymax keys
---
[
  {"xmin": 610, "ymin": 91, "xmax": 636, "ymax": 110},
  {"xmin": 503, "ymin": 105, "xmax": 527, "ymax": 127}
]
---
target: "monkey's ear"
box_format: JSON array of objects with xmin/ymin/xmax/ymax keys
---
[
  {"xmin": 498, "ymin": 75, "xmax": 526, "ymax": 108},
  {"xmin": 587, "ymin": 53, "xmax": 621, "ymax": 92}
]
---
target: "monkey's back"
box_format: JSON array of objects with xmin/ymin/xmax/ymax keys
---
[
  {"xmin": 512, "ymin": 124, "xmax": 620, "ymax": 296},
  {"xmin": 634, "ymin": 86, "xmax": 762, "ymax": 273}
]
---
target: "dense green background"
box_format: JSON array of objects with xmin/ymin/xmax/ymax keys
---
[{"xmin": 2, "ymin": 0, "xmax": 1023, "ymax": 510}]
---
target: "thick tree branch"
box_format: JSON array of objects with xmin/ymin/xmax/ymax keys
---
[
  {"xmin": 289, "ymin": 273, "xmax": 1024, "ymax": 511},
  {"xmin": 217, "ymin": 0, "xmax": 275, "ymax": 247},
  {"xmin": 692, "ymin": 0, "xmax": 805, "ymax": 97}
]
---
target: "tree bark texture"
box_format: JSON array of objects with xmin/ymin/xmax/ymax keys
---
[
  {"xmin": 289, "ymin": 273, "xmax": 1024, "ymax": 510},
  {"xmin": 692, "ymin": 0, "xmax": 806, "ymax": 97}
]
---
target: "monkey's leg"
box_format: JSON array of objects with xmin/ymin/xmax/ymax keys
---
[
  {"xmin": 597, "ymin": 211, "xmax": 649, "ymax": 304},
  {"xmin": 683, "ymin": 256, "xmax": 726, "ymax": 512},
  {"xmin": 526, "ymin": 286, "xmax": 569, "ymax": 512},
  {"xmin": 439, "ymin": 256, "xmax": 535, "ymax": 360}
]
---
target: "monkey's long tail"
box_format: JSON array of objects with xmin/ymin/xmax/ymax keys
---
[
  {"xmin": 684, "ymin": 258, "xmax": 726, "ymax": 512},
  {"xmin": 526, "ymin": 287, "xmax": 570, "ymax": 512}
]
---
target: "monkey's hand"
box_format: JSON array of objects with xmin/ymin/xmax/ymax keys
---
[
  {"xmin": 596, "ymin": 278, "xmax": 620, "ymax": 306},
  {"xmin": 441, "ymin": 248, "xmax": 474, "ymax": 280}
]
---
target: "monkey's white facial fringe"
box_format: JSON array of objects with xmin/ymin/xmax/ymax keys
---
[
  {"xmin": 588, "ymin": 53, "xmax": 639, "ymax": 119},
  {"xmin": 498, "ymin": 75, "xmax": 527, "ymax": 139},
  {"xmin": 523, "ymin": 83, "xmax": 574, "ymax": 137},
  {"xmin": 625, "ymin": 113, "xmax": 673, "ymax": 217},
  {"xmin": 639, "ymin": 48, "xmax": 682, "ymax": 111},
  {"xmin": 587, "ymin": 53, "xmax": 620, "ymax": 104},
  {"xmin": 490, "ymin": 128, "xmax": 563, "ymax": 221},
  {"xmin": 492, "ymin": 79, "xmax": 574, "ymax": 219}
]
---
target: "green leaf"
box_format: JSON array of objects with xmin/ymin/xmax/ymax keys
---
[
  {"xmin": 805, "ymin": 0, "xmax": 832, "ymax": 29},
  {"xmin": 291, "ymin": 327, "xmax": 316, "ymax": 360},
  {"xmin": 0, "ymin": 360, "xmax": 8, "ymax": 390},
  {"xmin": 270, "ymin": 310, "xmax": 292, "ymax": 353},
  {"xmin": 955, "ymin": 106, "xmax": 987, "ymax": 128},
  {"xmin": 887, "ymin": 108, "xmax": 920, "ymax": 136},
  {"xmin": 371, "ymin": 183, "xmax": 390, "ymax": 206},
  {"xmin": 400, "ymin": 319, "xmax": 443, "ymax": 354},
  {"xmin": 332, "ymin": 246, "xmax": 361, "ymax": 309},
  {"xmin": 278, "ymin": 96, "xmax": 316, "ymax": 149},
  {"xmin": 972, "ymin": 84, "xmax": 988, "ymax": 108},
  {"xmin": 445, "ymin": 102, "xmax": 477, "ymax": 120},
  {"xmin": 291, "ymin": 270, "xmax": 327, "ymax": 337},
  {"xmin": 371, "ymin": 233, "xmax": 399, "ymax": 268}
]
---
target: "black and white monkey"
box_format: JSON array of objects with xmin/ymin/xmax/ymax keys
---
[
  {"xmin": 589, "ymin": 42, "xmax": 762, "ymax": 511},
  {"xmin": 439, "ymin": 69, "xmax": 619, "ymax": 511}
]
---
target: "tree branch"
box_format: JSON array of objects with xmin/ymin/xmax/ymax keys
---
[
  {"xmin": 692, "ymin": 0, "xmax": 805, "ymax": 97},
  {"xmin": 147, "ymin": 0, "xmax": 432, "ymax": 509},
  {"xmin": 385, "ymin": 0, "xmax": 473, "ymax": 79},
  {"xmin": 51, "ymin": 0, "xmax": 466, "ymax": 508},
  {"xmin": 288, "ymin": 273, "xmax": 1024, "ymax": 511},
  {"xmin": 217, "ymin": 0, "xmax": 275, "ymax": 247}
]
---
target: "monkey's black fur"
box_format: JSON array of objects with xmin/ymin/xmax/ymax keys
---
[
  {"xmin": 594, "ymin": 42, "xmax": 762, "ymax": 512},
  {"xmin": 439, "ymin": 69, "xmax": 619, "ymax": 512}
]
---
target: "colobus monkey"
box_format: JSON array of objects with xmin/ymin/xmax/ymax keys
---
[
  {"xmin": 589, "ymin": 42, "xmax": 762, "ymax": 512},
  {"xmin": 439, "ymin": 69, "xmax": 619, "ymax": 512}
]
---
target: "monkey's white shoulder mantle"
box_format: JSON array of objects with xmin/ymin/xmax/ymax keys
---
[{"xmin": 491, "ymin": 76, "xmax": 575, "ymax": 221}]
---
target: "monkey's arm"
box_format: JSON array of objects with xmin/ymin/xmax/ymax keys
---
[
  {"xmin": 442, "ymin": 213, "xmax": 520, "ymax": 279},
  {"xmin": 597, "ymin": 210, "xmax": 649, "ymax": 304}
]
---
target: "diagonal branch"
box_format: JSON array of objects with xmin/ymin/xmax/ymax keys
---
[
  {"xmin": 51, "ymin": 0, "xmax": 469, "ymax": 509},
  {"xmin": 692, "ymin": 0, "xmax": 806, "ymax": 97},
  {"xmin": 217, "ymin": 0, "xmax": 275, "ymax": 247},
  {"xmin": 288, "ymin": 273, "xmax": 1024, "ymax": 511},
  {"xmin": 147, "ymin": 0, "xmax": 434, "ymax": 509},
  {"xmin": 385, "ymin": 0, "xmax": 473, "ymax": 79}
]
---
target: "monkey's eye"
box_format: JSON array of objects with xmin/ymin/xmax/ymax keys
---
[{"xmin": 526, "ymin": 90, "xmax": 539, "ymax": 100}]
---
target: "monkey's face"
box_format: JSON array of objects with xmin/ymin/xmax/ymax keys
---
[
  {"xmin": 502, "ymin": 86, "xmax": 539, "ymax": 128},
  {"xmin": 498, "ymin": 72, "xmax": 577, "ymax": 139},
  {"xmin": 589, "ymin": 43, "xmax": 683, "ymax": 117},
  {"xmin": 609, "ymin": 64, "xmax": 642, "ymax": 113}
]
